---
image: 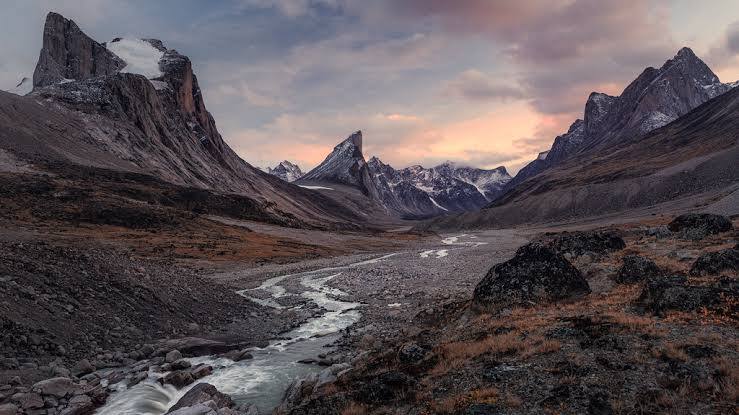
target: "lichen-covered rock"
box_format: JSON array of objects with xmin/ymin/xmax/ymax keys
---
[
  {"xmin": 690, "ymin": 247, "xmax": 739, "ymax": 276},
  {"xmin": 668, "ymin": 213, "xmax": 733, "ymax": 240},
  {"xmin": 397, "ymin": 342, "xmax": 429, "ymax": 365},
  {"xmin": 638, "ymin": 275, "xmax": 735, "ymax": 315},
  {"xmin": 473, "ymin": 243, "xmax": 590, "ymax": 312},
  {"xmin": 354, "ymin": 371, "xmax": 415, "ymax": 405},
  {"xmin": 616, "ymin": 255, "xmax": 661, "ymax": 283},
  {"xmin": 545, "ymin": 231, "xmax": 625, "ymax": 257}
]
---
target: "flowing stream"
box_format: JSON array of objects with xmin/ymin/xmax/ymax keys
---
[
  {"xmin": 95, "ymin": 253, "xmax": 399, "ymax": 414},
  {"xmin": 95, "ymin": 236, "xmax": 482, "ymax": 414}
]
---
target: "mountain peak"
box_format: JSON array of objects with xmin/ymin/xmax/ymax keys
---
[
  {"xmin": 299, "ymin": 131, "xmax": 377, "ymax": 197},
  {"xmin": 266, "ymin": 160, "xmax": 304, "ymax": 182},
  {"xmin": 33, "ymin": 12, "xmax": 125, "ymax": 87},
  {"xmin": 342, "ymin": 130, "xmax": 362, "ymax": 152}
]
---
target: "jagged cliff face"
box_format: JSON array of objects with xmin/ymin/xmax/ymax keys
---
[
  {"xmin": 300, "ymin": 131, "xmax": 380, "ymax": 199},
  {"xmin": 8, "ymin": 12, "xmax": 363, "ymax": 229},
  {"xmin": 506, "ymin": 47, "xmax": 738, "ymax": 193},
  {"xmin": 33, "ymin": 12, "xmax": 125, "ymax": 87}
]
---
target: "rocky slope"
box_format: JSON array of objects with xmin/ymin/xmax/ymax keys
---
[
  {"xmin": 506, "ymin": 47, "xmax": 738, "ymax": 193},
  {"xmin": 1, "ymin": 12, "xmax": 361, "ymax": 229},
  {"xmin": 277, "ymin": 218, "xmax": 738, "ymax": 414},
  {"xmin": 266, "ymin": 161, "xmax": 304, "ymax": 182}
]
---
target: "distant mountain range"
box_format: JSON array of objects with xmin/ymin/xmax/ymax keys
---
[
  {"xmin": 265, "ymin": 161, "xmax": 304, "ymax": 182},
  {"xmin": 426, "ymin": 47, "xmax": 739, "ymax": 229},
  {"xmin": 295, "ymin": 131, "xmax": 511, "ymax": 218},
  {"xmin": 3, "ymin": 12, "xmax": 735, "ymax": 227}
]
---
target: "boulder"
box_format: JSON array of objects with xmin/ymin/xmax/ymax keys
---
[
  {"xmin": 545, "ymin": 231, "xmax": 625, "ymax": 257},
  {"xmin": 397, "ymin": 342, "xmax": 429, "ymax": 365},
  {"xmin": 60, "ymin": 394, "xmax": 94, "ymax": 415},
  {"xmin": 158, "ymin": 338, "xmax": 241, "ymax": 357},
  {"xmin": 32, "ymin": 377, "xmax": 77, "ymax": 398},
  {"xmin": 222, "ymin": 349, "xmax": 253, "ymax": 362},
  {"xmin": 170, "ymin": 359, "xmax": 192, "ymax": 371},
  {"xmin": 0, "ymin": 404, "xmax": 18, "ymax": 415},
  {"xmin": 166, "ymin": 350, "xmax": 183, "ymax": 363},
  {"xmin": 668, "ymin": 213, "xmax": 733, "ymax": 239},
  {"xmin": 473, "ymin": 243, "xmax": 590, "ymax": 312},
  {"xmin": 639, "ymin": 276, "xmax": 733, "ymax": 315},
  {"xmin": 11, "ymin": 392, "xmax": 43, "ymax": 410},
  {"xmin": 72, "ymin": 359, "xmax": 94, "ymax": 376},
  {"xmin": 159, "ymin": 371, "xmax": 195, "ymax": 389},
  {"xmin": 690, "ymin": 247, "xmax": 739, "ymax": 276},
  {"xmin": 167, "ymin": 401, "xmax": 217, "ymax": 415},
  {"xmin": 616, "ymin": 255, "xmax": 661, "ymax": 283},
  {"xmin": 191, "ymin": 364, "xmax": 213, "ymax": 380},
  {"xmin": 167, "ymin": 383, "xmax": 234, "ymax": 413}
]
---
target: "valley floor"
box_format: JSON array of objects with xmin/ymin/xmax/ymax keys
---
[{"xmin": 1, "ymin": 206, "xmax": 737, "ymax": 414}]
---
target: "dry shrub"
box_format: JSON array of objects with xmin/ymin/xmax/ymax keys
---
[
  {"xmin": 657, "ymin": 343, "xmax": 689, "ymax": 362},
  {"xmin": 713, "ymin": 356, "xmax": 739, "ymax": 401},
  {"xmin": 521, "ymin": 339, "xmax": 561, "ymax": 359},
  {"xmin": 504, "ymin": 392, "xmax": 522, "ymax": 408},
  {"xmin": 430, "ymin": 388, "xmax": 499, "ymax": 414},
  {"xmin": 341, "ymin": 401, "xmax": 368, "ymax": 415}
]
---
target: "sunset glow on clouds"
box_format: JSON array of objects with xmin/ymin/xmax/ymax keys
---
[{"xmin": 1, "ymin": 0, "xmax": 738, "ymax": 173}]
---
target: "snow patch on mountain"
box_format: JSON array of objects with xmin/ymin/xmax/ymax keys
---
[
  {"xmin": 107, "ymin": 38, "xmax": 164, "ymax": 79},
  {"xmin": 267, "ymin": 160, "xmax": 304, "ymax": 182}
]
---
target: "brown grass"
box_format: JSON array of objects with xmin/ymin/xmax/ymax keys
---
[
  {"xmin": 430, "ymin": 388, "xmax": 499, "ymax": 414},
  {"xmin": 341, "ymin": 402, "xmax": 368, "ymax": 415},
  {"xmin": 713, "ymin": 356, "xmax": 739, "ymax": 401}
]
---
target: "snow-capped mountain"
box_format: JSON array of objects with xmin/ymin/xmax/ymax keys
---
[
  {"xmin": 13, "ymin": 12, "xmax": 362, "ymax": 228},
  {"xmin": 299, "ymin": 131, "xmax": 379, "ymax": 198},
  {"xmin": 298, "ymin": 131, "xmax": 511, "ymax": 218},
  {"xmin": 506, "ymin": 47, "xmax": 738, "ymax": 193},
  {"xmin": 5, "ymin": 77, "xmax": 33, "ymax": 96},
  {"xmin": 266, "ymin": 161, "xmax": 304, "ymax": 182}
]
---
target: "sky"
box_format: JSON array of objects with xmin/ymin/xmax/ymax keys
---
[{"xmin": 1, "ymin": 1, "xmax": 738, "ymax": 174}]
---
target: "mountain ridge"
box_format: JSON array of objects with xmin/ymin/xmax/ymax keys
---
[{"xmin": 504, "ymin": 46, "xmax": 737, "ymax": 194}]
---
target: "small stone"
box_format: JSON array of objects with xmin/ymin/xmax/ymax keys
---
[
  {"xmin": 73, "ymin": 359, "xmax": 94, "ymax": 377},
  {"xmin": 170, "ymin": 359, "xmax": 191, "ymax": 371},
  {"xmin": 165, "ymin": 350, "xmax": 182, "ymax": 363}
]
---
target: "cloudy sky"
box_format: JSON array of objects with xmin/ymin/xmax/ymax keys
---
[{"xmin": 2, "ymin": 1, "xmax": 738, "ymax": 173}]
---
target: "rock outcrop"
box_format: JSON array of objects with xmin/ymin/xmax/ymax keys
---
[
  {"xmin": 616, "ymin": 255, "xmax": 661, "ymax": 283},
  {"xmin": 668, "ymin": 213, "xmax": 733, "ymax": 240},
  {"xmin": 690, "ymin": 247, "xmax": 739, "ymax": 276},
  {"xmin": 544, "ymin": 231, "xmax": 626, "ymax": 258},
  {"xmin": 473, "ymin": 243, "xmax": 590, "ymax": 312},
  {"xmin": 266, "ymin": 161, "xmax": 304, "ymax": 182},
  {"xmin": 33, "ymin": 12, "xmax": 125, "ymax": 87}
]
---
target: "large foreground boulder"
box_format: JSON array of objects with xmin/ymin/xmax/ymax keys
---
[
  {"xmin": 668, "ymin": 213, "xmax": 733, "ymax": 240},
  {"xmin": 544, "ymin": 231, "xmax": 625, "ymax": 257},
  {"xmin": 690, "ymin": 247, "xmax": 739, "ymax": 276},
  {"xmin": 473, "ymin": 243, "xmax": 590, "ymax": 312}
]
